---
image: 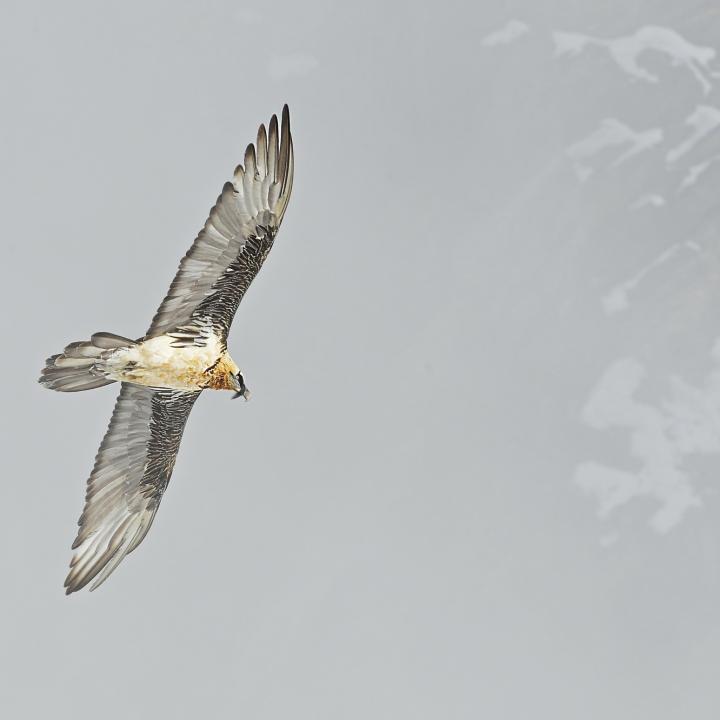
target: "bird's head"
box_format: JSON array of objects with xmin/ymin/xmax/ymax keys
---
[{"xmin": 230, "ymin": 371, "xmax": 251, "ymax": 401}]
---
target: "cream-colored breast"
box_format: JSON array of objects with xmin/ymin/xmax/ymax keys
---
[{"xmin": 105, "ymin": 334, "xmax": 225, "ymax": 390}]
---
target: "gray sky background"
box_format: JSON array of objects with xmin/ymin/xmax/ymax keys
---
[{"xmin": 2, "ymin": 1, "xmax": 720, "ymax": 718}]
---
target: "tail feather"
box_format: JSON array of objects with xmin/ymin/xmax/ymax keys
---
[{"xmin": 39, "ymin": 333, "xmax": 135, "ymax": 392}]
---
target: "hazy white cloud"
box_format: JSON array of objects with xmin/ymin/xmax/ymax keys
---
[
  {"xmin": 679, "ymin": 159, "xmax": 712, "ymax": 190},
  {"xmin": 566, "ymin": 118, "xmax": 662, "ymax": 180},
  {"xmin": 481, "ymin": 20, "xmax": 530, "ymax": 47},
  {"xmin": 677, "ymin": 154, "xmax": 720, "ymax": 190},
  {"xmin": 666, "ymin": 105, "xmax": 720, "ymax": 163},
  {"xmin": 268, "ymin": 53, "xmax": 319, "ymax": 80},
  {"xmin": 575, "ymin": 349, "xmax": 720, "ymax": 532},
  {"xmin": 555, "ymin": 26, "xmax": 717, "ymax": 95},
  {"xmin": 600, "ymin": 242, "xmax": 698, "ymax": 315},
  {"xmin": 630, "ymin": 193, "xmax": 665, "ymax": 210}
]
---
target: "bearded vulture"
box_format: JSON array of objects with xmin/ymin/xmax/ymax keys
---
[{"xmin": 39, "ymin": 106, "xmax": 294, "ymax": 593}]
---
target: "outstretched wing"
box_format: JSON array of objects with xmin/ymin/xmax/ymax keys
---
[
  {"xmin": 65, "ymin": 383, "xmax": 200, "ymax": 594},
  {"xmin": 146, "ymin": 105, "xmax": 294, "ymax": 343}
]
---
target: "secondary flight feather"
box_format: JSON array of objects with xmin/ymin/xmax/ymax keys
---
[{"xmin": 39, "ymin": 105, "xmax": 294, "ymax": 594}]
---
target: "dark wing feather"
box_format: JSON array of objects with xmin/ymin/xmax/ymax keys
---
[
  {"xmin": 64, "ymin": 383, "xmax": 200, "ymax": 594},
  {"xmin": 146, "ymin": 105, "xmax": 294, "ymax": 342}
]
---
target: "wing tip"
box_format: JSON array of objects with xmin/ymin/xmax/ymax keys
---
[
  {"xmin": 64, "ymin": 567, "xmax": 87, "ymax": 595},
  {"xmin": 281, "ymin": 104, "xmax": 291, "ymax": 140},
  {"xmin": 244, "ymin": 143, "xmax": 256, "ymax": 173}
]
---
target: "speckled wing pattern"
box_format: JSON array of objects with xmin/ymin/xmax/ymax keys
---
[
  {"xmin": 62, "ymin": 106, "xmax": 293, "ymax": 593},
  {"xmin": 65, "ymin": 384, "xmax": 200, "ymax": 593},
  {"xmin": 146, "ymin": 105, "xmax": 294, "ymax": 344}
]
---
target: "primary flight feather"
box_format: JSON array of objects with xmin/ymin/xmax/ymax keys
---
[{"xmin": 39, "ymin": 106, "xmax": 294, "ymax": 594}]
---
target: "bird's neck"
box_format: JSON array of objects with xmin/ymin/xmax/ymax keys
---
[{"xmin": 203, "ymin": 352, "xmax": 239, "ymax": 390}]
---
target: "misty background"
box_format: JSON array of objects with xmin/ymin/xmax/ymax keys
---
[{"xmin": 2, "ymin": 1, "xmax": 720, "ymax": 717}]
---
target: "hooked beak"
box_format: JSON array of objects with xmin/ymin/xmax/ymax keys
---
[{"xmin": 230, "ymin": 373, "xmax": 249, "ymax": 400}]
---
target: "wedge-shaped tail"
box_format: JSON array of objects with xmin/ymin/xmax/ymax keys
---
[{"xmin": 39, "ymin": 332, "xmax": 135, "ymax": 392}]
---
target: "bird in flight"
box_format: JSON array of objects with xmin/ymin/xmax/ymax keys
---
[{"xmin": 39, "ymin": 106, "xmax": 294, "ymax": 594}]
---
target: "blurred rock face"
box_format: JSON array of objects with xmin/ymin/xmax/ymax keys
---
[{"xmin": 478, "ymin": 7, "xmax": 720, "ymax": 535}]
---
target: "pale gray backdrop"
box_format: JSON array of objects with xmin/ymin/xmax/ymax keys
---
[{"xmin": 2, "ymin": 1, "xmax": 720, "ymax": 718}]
